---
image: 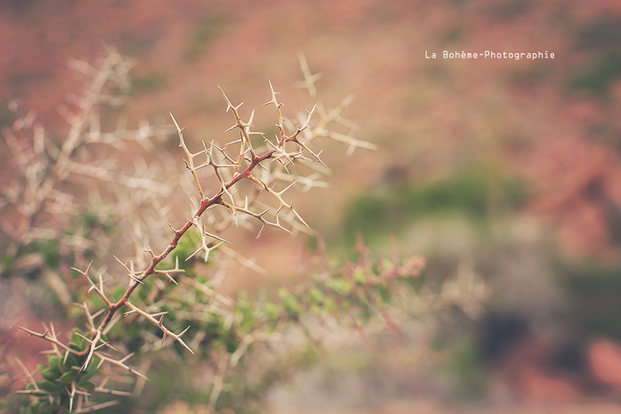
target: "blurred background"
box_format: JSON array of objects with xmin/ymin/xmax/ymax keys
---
[{"xmin": 3, "ymin": 0, "xmax": 621, "ymax": 413}]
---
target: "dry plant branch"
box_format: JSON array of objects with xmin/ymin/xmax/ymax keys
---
[
  {"xmin": 0, "ymin": 47, "xmax": 174, "ymax": 288},
  {"xmin": 68, "ymin": 72, "xmax": 334, "ymax": 367},
  {"xmin": 11, "ymin": 51, "xmax": 427, "ymax": 414}
]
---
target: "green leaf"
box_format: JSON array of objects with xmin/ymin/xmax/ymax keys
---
[
  {"xmin": 71, "ymin": 329, "xmax": 87, "ymax": 349},
  {"xmin": 353, "ymin": 268, "xmax": 366, "ymax": 285},
  {"xmin": 81, "ymin": 358, "xmax": 101, "ymax": 382},
  {"xmin": 37, "ymin": 365, "xmax": 58, "ymax": 382},
  {"xmin": 327, "ymin": 278, "xmax": 353, "ymax": 296},
  {"xmin": 263, "ymin": 302, "xmax": 281, "ymax": 320},
  {"xmin": 310, "ymin": 288, "xmax": 324, "ymax": 304},
  {"xmin": 324, "ymin": 297, "xmax": 337, "ymax": 313},
  {"xmin": 59, "ymin": 370, "xmax": 79, "ymax": 383},
  {"xmin": 283, "ymin": 295, "xmax": 303, "ymax": 316},
  {"xmin": 86, "ymin": 355, "xmax": 100, "ymax": 372},
  {"xmin": 81, "ymin": 381, "xmax": 96, "ymax": 392},
  {"xmin": 63, "ymin": 351, "xmax": 80, "ymax": 368},
  {"xmin": 48, "ymin": 356, "xmax": 67, "ymax": 374},
  {"xmin": 36, "ymin": 380, "xmax": 62, "ymax": 393},
  {"xmin": 37, "ymin": 401, "xmax": 53, "ymax": 414}
]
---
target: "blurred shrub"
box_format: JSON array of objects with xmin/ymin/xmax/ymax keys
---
[{"xmin": 344, "ymin": 165, "xmax": 529, "ymax": 243}]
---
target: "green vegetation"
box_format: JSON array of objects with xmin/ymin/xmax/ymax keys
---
[{"xmin": 344, "ymin": 165, "xmax": 529, "ymax": 243}]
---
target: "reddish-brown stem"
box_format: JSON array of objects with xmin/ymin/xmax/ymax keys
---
[{"xmin": 95, "ymin": 195, "xmax": 218, "ymax": 333}]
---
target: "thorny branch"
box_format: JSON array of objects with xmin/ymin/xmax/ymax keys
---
[
  {"xmin": 79, "ymin": 67, "xmax": 327, "ymax": 358},
  {"xmin": 16, "ymin": 51, "xmax": 388, "ymax": 412}
]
